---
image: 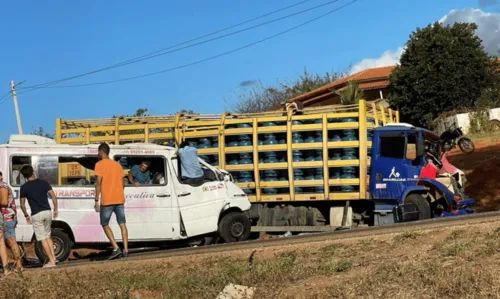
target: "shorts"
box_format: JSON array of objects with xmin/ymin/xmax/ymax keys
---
[
  {"xmin": 4, "ymin": 220, "xmax": 17, "ymax": 239},
  {"xmin": 32, "ymin": 210, "xmax": 52, "ymax": 241},
  {"xmin": 100, "ymin": 204, "xmax": 126, "ymax": 227}
]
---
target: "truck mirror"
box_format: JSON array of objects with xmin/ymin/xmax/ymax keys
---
[{"xmin": 416, "ymin": 138, "xmax": 425, "ymax": 157}]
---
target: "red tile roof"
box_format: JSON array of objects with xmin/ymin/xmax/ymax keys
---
[{"xmin": 287, "ymin": 66, "xmax": 395, "ymax": 104}]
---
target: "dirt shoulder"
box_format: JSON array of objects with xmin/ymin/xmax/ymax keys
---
[{"xmin": 3, "ymin": 220, "xmax": 500, "ymax": 299}]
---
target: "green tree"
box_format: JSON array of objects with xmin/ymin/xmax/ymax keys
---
[
  {"xmin": 232, "ymin": 69, "xmax": 343, "ymax": 113},
  {"xmin": 31, "ymin": 126, "xmax": 54, "ymax": 138},
  {"xmin": 334, "ymin": 81, "xmax": 364, "ymax": 105},
  {"xmin": 389, "ymin": 22, "xmax": 499, "ymax": 127}
]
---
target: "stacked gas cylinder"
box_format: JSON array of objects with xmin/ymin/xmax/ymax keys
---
[{"xmin": 183, "ymin": 116, "xmax": 375, "ymax": 197}]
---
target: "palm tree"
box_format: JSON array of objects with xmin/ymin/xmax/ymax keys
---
[{"xmin": 334, "ymin": 81, "xmax": 364, "ymax": 105}]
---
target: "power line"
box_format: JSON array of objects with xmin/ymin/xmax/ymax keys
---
[
  {"xmin": 17, "ymin": 0, "xmax": 358, "ymax": 90},
  {"xmin": 0, "ymin": 90, "xmax": 11, "ymax": 104},
  {"xmin": 19, "ymin": 0, "xmax": 315, "ymax": 91}
]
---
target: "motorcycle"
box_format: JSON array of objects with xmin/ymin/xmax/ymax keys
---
[{"xmin": 439, "ymin": 125, "xmax": 475, "ymax": 154}]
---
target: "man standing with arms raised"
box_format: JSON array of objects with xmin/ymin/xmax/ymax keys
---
[{"xmin": 95, "ymin": 143, "xmax": 129, "ymax": 259}]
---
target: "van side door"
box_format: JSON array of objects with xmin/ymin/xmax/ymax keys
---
[{"xmin": 111, "ymin": 152, "xmax": 175, "ymax": 240}]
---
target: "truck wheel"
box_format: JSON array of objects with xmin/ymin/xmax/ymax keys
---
[
  {"xmin": 218, "ymin": 212, "xmax": 251, "ymax": 243},
  {"xmin": 35, "ymin": 229, "xmax": 72, "ymax": 263},
  {"xmin": 404, "ymin": 194, "xmax": 431, "ymax": 220}
]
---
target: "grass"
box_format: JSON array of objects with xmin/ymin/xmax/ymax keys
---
[{"xmin": 4, "ymin": 223, "xmax": 500, "ymax": 298}]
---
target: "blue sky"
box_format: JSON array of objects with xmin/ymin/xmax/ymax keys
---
[{"xmin": 0, "ymin": 0, "xmax": 494, "ymax": 141}]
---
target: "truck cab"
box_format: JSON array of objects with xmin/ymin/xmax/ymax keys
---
[{"xmin": 369, "ymin": 123, "xmax": 474, "ymax": 224}]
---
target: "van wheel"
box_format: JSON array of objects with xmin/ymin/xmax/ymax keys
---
[
  {"xmin": 404, "ymin": 194, "xmax": 431, "ymax": 220},
  {"xmin": 218, "ymin": 212, "xmax": 251, "ymax": 243},
  {"xmin": 35, "ymin": 229, "xmax": 72, "ymax": 263}
]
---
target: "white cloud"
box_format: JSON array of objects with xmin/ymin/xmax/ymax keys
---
[
  {"xmin": 349, "ymin": 47, "xmax": 404, "ymax": 74},
  {"xmin": 350, "ymin": 8, "xmax": 500, "ymax": 74},
  {"xmin": 440, "ymin": 8, "xmax": 500, "ymax": 56}
]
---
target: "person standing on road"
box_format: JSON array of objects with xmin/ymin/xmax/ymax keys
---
[
  {"xmin": 94, "ymin": 143, "xmax": 129, "ymax": 259},
  {"xmin": 0, "ymin": 179, "xmax": 10, "ymax": 278},
  {"xmin": 19, "ymin": 166, "xmax": 58, "ymax": 268},
  {"xmin": 0, "ymin": 171, "xmax": 23, "ymax": 272}
]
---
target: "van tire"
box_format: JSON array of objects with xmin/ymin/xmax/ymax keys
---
[
  {"xmin": 404, "ymin": 194, "xmax": 431, "ymax": 220},
  {"xmin": 35, "ymin": 229, "xmax": 72, "ymax": 263},
  {"xmin": 218, "ymin": 212, "xmax": 251, "ymax": 243}
]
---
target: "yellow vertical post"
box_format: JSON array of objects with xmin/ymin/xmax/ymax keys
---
[
  {"xmin": 286, "ymin": 108, "xmax": 295, "ymax": 201},
  {"xmin": 55, "ymin": 118, "xmax": 62, "ymax": 144},
  {"xmin": 380, "ymin": 105, "xmax": 387, "ymax": 125},
  {"xmin": 218, "ymin": 113, "xmax": 227, "ymax": 169},
  {"xmin": 371, "ymin": 103, "xmax": 379, "ymax": 127},
  {"xmin": 358, "ymin": 100, "xmax": 367, "ymax": 199},
  {"xmin": 252, "ymin": 118, "xmax": 261, "ymax": 202},
  {"xmin": 174, "ymin": 113, "xmax": 182, "ymax": 148},
  {"xmin": 85, "ymin": 128, "xmax": 91, "ymax": 144},
  {"xmin": 388, "ymin": 108, "xmax": 394, "ymax": 123},
  {"xmin": 395, "ymin": 110, "xmax": 400, "ymax": 123},
  {"xmin": 114, "ymin": 118, "xmax": 120, "ymax": 145},
  {"xmin": 144, "ymin": 123, "xmax": 150, "ymax": 143},
  {"xmin": 322, "ymin": 114, "xmax": 329, "ymax": 200}
]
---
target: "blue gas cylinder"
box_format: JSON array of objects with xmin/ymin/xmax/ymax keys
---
[
  {"xmin": 237, "ymin": 123, "xmax": 251, "ymax": 128},
  {"xmin": 238, "ymin": 135, "xmax": 252, "ymax": 146},
  {"xmin": 227, "ymin": 138, "xmax": 239, "ymax": 147},
  {"xmin": 305, "ymin": 133, "xmax": 315, "ymax": 143},
  {"xmin": 212, "ymin": 136, "xmax": 219, "ymax": 148},
  {"xmin": 305, "ymin": 170, "xmax": 315, "ymax": 181},
  {"xmin": 341, "ymin": 186, "xmax": 355, "ymax": 192},
  {"xmin": 243, "ymin": 189, "xmax": 254, "ymax": 195},
  {"xmin": 314, "ymin": 186, "xmax": 324, "ymax": 193},
  {"xmin": 329, "ymin": 150, "xmax": 342, "ymax": 160},
  {"xmin": 211, "ymin": 156, "xmax": 219, "ymax": 166},
  {"xmin": 342, "ymin": 129, "xmax": 357, "ymax": 141},
  {"xmin": 228, "ymin": 156, "xmax": 239, "ymax": 165},
  {"xmin": 264, "ymin": 152, "xmax": 278, "ymax": 163},
  {"xmin": 231, "ymin": 172, "xmax": 239, "ymax": 182},
  {"xmin": 314, "ymin": 168, "xmax": 323, "ymax": 180},
  {"xmin": 315, "ymin": 150, "xmax": 323, "ymax": 161},
  {"xmin": 341, "ymin": 118, "xmax": 357, "ymax": 123},
  {"xmin": 292, "ymin": 150, "xmax": 304, "ymax": 162},
  {"xmin": 314, "ymin": 132, "xmax": 323, "ymax": 142},
  {"xmin": 279, "ymin": 138, "xmax": 286, "ymax": 144},
  {"xmin": 292, "ymin": 132, "xmax": 304, "ymax": 144},
  {"xmin": 314, "ymin": 119, "xmax": 322, "ymax": 124},
  {"xmin": 342, "ymin": 148, "xmax": 357, "ymax": 160},
  {"xmin": 262, "ymin": 122, "xmax": 277, "ymax": 127},
  {"xmin": 367, "ymin": 118, "xmax": 375, "ymax": 124},
  {"xmin": 305, "ymin": 152, "xmax": 316, "ymax": 162},
  {"xmin": 239, "ymin": 171, "xmax": 253, "ymax": 182},
  {"xmin": 294, "ymin": 168, "xmax": 304, "ymax": 180},
  {"xmin": 330, "ymin": 169, "xmax": 341, "ymax": 179},
  {"xmin": 262, "ymin": 170, "xmax": 278, "ymax": 194},
  {"xmin": 188, "ymin": 140, "xmax": 198, "ymax": 148},
  {"xmin": 258, "ymin": 139, "xmax": 264, "ymax": 145},
  {"xmin": 264, "ymin": 134, "xmax": 279, "ymax": 145},
  {"xmin": 341, "ymin": 167, "xmax": 356, "ymax": 179},
  {"xmin": 198, "ymin": 138, "xmax": 212, "ymax": 148},
  {"xmin": 329, "ymin": 133, "xmax": 342, "ymax": 142},
  {"xmin": 292, "ymin": 120, "xmax": 303, "ymax": 125},
  {"xmin": 239, "ymin": 153, "xmax": 252, "ymax": 164},
  {"xmin": 367, "ymin": 129, "xmax": 373, "ymax": 141}
]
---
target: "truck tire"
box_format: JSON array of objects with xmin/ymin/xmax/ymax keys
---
[
  {"xmin": 35, "ymin": 229, "xmax": 72, "ymax": 263},
  {"xmin": 218, "ymin": 212, "xmax": 251, "ymax": 243},
  {"xmin": 404, "ymin": 194, "xmax": 431, "ymax": 220}
]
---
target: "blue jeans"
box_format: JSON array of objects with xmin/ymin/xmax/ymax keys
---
[
  {"xmin": 4, "ymin": 220, "xmax": 17, "ymax": 239},
  {"xmin": 100, "ymin": 204, "xmax": 126, "ymax": 227}
]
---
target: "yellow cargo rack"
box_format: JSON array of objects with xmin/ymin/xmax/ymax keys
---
[{"xmin": 56, "ymin": 100, "xmax": 399, "ymax": 202}]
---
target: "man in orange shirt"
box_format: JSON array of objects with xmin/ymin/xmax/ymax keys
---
[{"xmin": 94, "ymin": 143, "xmax": 129, "ymax": 259}]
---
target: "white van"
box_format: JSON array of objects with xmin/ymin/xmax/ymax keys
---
[{"xmin": 2, "ymin": 135, "xmax": 252, "ymax": 262}]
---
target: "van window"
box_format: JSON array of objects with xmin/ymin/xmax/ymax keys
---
[
  {"xmin": 114, "ymin": 155, "xmax": 167, "ymax": 186},
  {"xmin": 379, "ymin": 136, "xmax": 406, "ymax": 159},
  {"xmin": 171, "ymin": 156, "xmax": 219, "ymax": 184},
  {"xmin": 10, "ymin": 155, "xmax": 98, "ymax": 186},
  {"xmin": 11, "ymin": 156, "xmax": 32, "ymax": 186}
]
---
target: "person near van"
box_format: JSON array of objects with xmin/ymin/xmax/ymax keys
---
[
  {"xmin": 127, "ymin": 161, "xmax": 151, "ymax": 186},
  {"xmin": 177, "ymin": 140, "xmax": 204, "ymax": 186},
  {"xmin": 0, "ymin": 172, "xmax": 23, "ymax": 272},
  {"xmin": 94, "ymin": 143, "xmax": 129, "ymax": 259},
  {"xmin": 0, "ymin": 184, "xmax": 10, "ymax": 278},
  {"xmin": 19, "ymin": 165, "xmax": 58, "ymax": 268}
]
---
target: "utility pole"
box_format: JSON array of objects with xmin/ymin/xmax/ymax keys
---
[{"xmin": 10, "ymin": 80, "xmax": 23, "ymax": 134}]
